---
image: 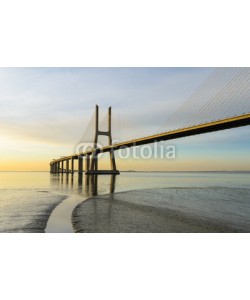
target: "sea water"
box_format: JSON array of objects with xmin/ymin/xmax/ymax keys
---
[{"xmin": 0, "ymin": 171, "xmax": 249, "ymax": 232}]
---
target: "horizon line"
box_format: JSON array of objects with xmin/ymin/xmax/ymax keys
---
[{"xmin": 1, "ymin": 170, "xmax": 250, "ymax": 173}]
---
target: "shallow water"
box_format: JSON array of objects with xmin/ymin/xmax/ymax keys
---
[
  {"xmin": 72, "ymin": 187, "xmax": 250, "ymax": 232},
  {"xmin": 0, "ymin": 171, "xmax": 250, "ymax": 232},
  {"xmin": 0, "ymin": 172, "xmax": 66, "ymax": 232}
]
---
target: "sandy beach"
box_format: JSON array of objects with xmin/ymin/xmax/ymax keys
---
[
  {"xmin": 0, "ymin": 190, "xmax": 67, "ymax": 233},
  {"xmin": 72, "ymin": 188, "xmax": 250, "ymax": 233}
]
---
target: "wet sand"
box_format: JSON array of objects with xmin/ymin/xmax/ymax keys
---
[
  {"xmin": 0, "ymin": 191, "xmax": 67, "ymax": 233},
  {"xmin": 24, "ymin": 194, "xmax": 67, "ymax": 233},
  {"xmin": 72, "ymin": 188, "xmax": 250, "ymax": 233},
  {"xmin": 46, "ymin": 194, "xmax": 88, "ymax": 233}
]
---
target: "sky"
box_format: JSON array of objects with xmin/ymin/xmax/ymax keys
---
[{"xmin": 0, "ymin": 67, "xmax": 250, "ymax": 171}]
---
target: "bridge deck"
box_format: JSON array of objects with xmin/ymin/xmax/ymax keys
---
[{"xmin": 50, "ymin": 113, "xmax": 250, "ymax": 165}]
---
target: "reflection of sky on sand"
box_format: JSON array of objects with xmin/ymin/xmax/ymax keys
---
[
  {"xmin": 72, "ymin": 188, "xmax": 250, "ymax": 233},
  {"xmin": 46, "ymin": 171, "xmax": 250, "ymax": 233},
  {"xmin": 1, "ymin": 172, "xmax": 250, "ymax": 232},
  {"xmin": 0, "ymin": 172, "xmax": 65, "ymax": 232},
  {"xmin": 46, "ymin": 174, "xmax": 117, "ymax": 232}
]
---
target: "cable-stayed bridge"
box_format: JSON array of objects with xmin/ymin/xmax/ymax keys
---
[{"xmin": 50, "ymin": 68, "xmax": 250, "ymax": 174}]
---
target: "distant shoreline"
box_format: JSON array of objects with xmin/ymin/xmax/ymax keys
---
[
  {"xmin": 1, "ymin": 170, "xmax": 250, "ymax": 173},
  {"xmin": 120, "ymin": 170, "xmax": 250, "ymax": 173}
]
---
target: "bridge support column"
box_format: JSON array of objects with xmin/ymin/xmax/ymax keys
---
[
  {"xmin": 66, "ymin": 159, "xmax": 69, "ymax": 173},
  {"xmin": 110, "ymin": 149, "xmax": 117, "ymax": 172},
  {"xmin": 86, "ymin": 105, "xmax": 120, "ymax": 175},
  {"xmin": 61, "ymin": 161, "xmax": 64, "ymax": 173},
  {"xmin": 85, "ymin": 155, "xmax": 90, "ymax": 172},
  {"xmin": 71, "ymin": 158, "xmax": 74, "ymax": 174},
  {"xmin": 110, "ymin": 174, "xmax": 116, "ymax": 193},
  {"xmin": 90, "ymin": 151, "xmax": 98, "ymax": 173},
  {"xmin": 78, "ymin": 156, "xmax": 83, "ymax": 174}
]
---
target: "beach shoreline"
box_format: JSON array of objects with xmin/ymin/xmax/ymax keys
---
[
  {"xmin": 0, "ymin": 192, "xmax": 67, "ymax": 233},
  {"xmin": 72, "ymin": 188, "xmax": 250, "ymax": 233}
]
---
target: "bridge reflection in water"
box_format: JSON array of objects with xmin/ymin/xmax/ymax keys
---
[
  {"xmin": 49, "ymin": 173, "xmax": 118, "ymax": 232},
  {"xmin": 49, "ymin": 172, "xmax": 250, "ymax": 232},
  {"xmin": 50, "ymin": 173, "xmax": 117, "ymax": 197}
]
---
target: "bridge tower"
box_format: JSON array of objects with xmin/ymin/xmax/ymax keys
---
[{"xmin": 86, "ymin": 105, "xmax": 120, "ymax": 175}]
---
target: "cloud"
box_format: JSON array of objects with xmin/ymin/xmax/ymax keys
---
[
  {"xmin": 0, "ymin": 68, "xmax": 214, "ymax": 144},
  {"xmin": 0, "ymin": 67, "xmax": 249, "ymax": 170}
]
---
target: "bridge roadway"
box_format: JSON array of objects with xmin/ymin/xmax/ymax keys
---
[{"xmin": 50, "ymin": 113, "xmax": 250, "ymax": 166}]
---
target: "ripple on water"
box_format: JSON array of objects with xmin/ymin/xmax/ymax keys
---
[
  {"xmin": 72, "ymin": 188, "xmax": 250, "ymax": 233},
  {"xmin": 0, "ymin": 190, "xmax": 67, "ymax": 233}
]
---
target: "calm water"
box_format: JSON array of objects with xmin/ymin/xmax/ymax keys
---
[{"xmin": 0, "ymin": 171, "xmax": 249, "ymax": 232}]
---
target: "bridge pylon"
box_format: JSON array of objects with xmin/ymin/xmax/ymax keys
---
[{"xmin": 86, "ymin": 105, "xmax": 120, "ymax": 175}]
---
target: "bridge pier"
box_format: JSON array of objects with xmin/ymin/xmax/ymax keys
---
[
  {"xmin": 85, "ymin": 105, "xmax": 120, "ymax": 175},
  {"xmin": 87, "ymin": 151, "xmax": 119, "ymax": 175},
  {"xmin": 50, "ymin": 162, "xmax": 59, "ymax": 174},
  {"xmin": 89, "ymin": 151, "xmax": 97, "ymax": 173},
  {"xmin": 85, "ymin": 154, "xmax": 90, "ymax": 172},
  {"xmin": 49, "ymin": 105, "xmax": 120, "ymax": 175},
  {"xmin": 71, "ymin": 157, "xmax": 74, "ymax": 174},
  {"xmin": 110, "ymin": 149, "xmax": 117, "ymax": 172},
  {"xmin": 78, "ymin": 156, "xmax": 83, "ymax": 174},
  {"xmin": 66, "ymin": 159, "xmax": 69, "ymax": 173}
]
